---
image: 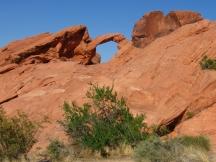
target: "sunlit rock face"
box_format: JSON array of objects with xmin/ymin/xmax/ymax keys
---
[
  {"xmin": 0, "ymin": 25, "xmax": 127, "ymax": 67},
  {"xmin": 132, "ymin": 10, "xmax": 203, "ymax": 48},
  {"xmin": 1, "ymin": 10, "xmax": 216, "ymax": 151}
]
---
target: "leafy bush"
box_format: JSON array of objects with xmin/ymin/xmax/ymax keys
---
[
  {"xmin": 134, "ymin": 135, "xmax": 212, "ymax": 162},
  {"xmin": 47, "ymin": 139, "xmax": 68, "ymax": 161},
  {"xmin": 0, "ymin": 109, "xmax": 38, "ymax": 161},
  {"xmin": 59, "ymin": 84, "xmax": 148, "ymax": 156},
  {"xmin": 200, "ymin": 56, "xmax": 216, "ymax": 70}
]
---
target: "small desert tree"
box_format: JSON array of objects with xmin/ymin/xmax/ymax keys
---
[{"xmin": 60, "ymin": 84, "xmax": 148, "ymax": 156}]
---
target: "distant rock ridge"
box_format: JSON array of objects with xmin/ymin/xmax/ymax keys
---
[{"xmin": 132, "ymin": 10, "xmax": 203, "ymax": 48}]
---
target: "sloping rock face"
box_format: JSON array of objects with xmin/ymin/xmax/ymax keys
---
[
  {"xmin": 0, "ymin": 25, "xmax": 127, "ymax": 67},
  {"xmin": 1, "ymin": 11, "xmax": 216, "ymax": 151},
  {"xmin": 132, "ymin": 11, "xmax": 203, "ymax": 47}
]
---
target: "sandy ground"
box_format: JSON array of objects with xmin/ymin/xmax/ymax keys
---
[{"xmin": 73, "ymin": 157, "xmax": 134, "ymax": 162}]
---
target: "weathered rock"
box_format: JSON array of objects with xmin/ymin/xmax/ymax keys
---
[
  {"xmin": 90, "ymin": 53, "xmax": 101, "ymax": 64},
  {"xmin": 174, "ymin": 105, "xmax": 216, "ymax": 150},
  {"xmin": 170, "ymin": 11, "xmax": 203, "ymax": 25},
  {"xmin": 0, "ymin": 64, "xmax": 17, "ymax": 74},
  {"xmin": 132, "ymin": 10, "xmax": 203, "ymax": 48},
  {"xmin": 0, "ymin": 25, "xmax": 89, "ymax": 66},
  {"xmin": 73, "ymin": 33, "xmax": 127, "ymax": 64},
  {"xmin": 0, "ymin": 26, "xmax": 127, "ymax": 67},
  {"xmin": 1, "ymin": 11, "xmax": 216, "ymax": 152}
]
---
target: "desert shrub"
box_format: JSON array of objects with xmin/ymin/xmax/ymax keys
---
[
  {"xmin": 47, "ymin": 139, "xmax": 68, "ymax": 161},
  {"xmin": 200, "ymin": 56, "xmax": 216, "ymax": 70},
  {"xmin": 134, "ymin": 135, "xmax": 212, "ymax": 162},
  {"xmin": 134, "ymin": 136, "xmax": 174, "ymax": 162},
  {"xmin": 185, "ymin": 111, "xmax": 195, "ymax": 119},
  {"xmin": 150, "ymin": 125, "xmax": 170, "ymax": 136},
  {"xmin": 59, "ymin": 84, "xmax": 148, "ymax": 156},
  {"xmin": 0, "ymin": 109, "xmax": 38, "ymax": 161},
  {"xmin": 170, "ymin": 135, "xmax": 210, "ymax": 151},
  {"xmin": 180, "ymin": 146, "xmax": 213, "ymax": 162}
]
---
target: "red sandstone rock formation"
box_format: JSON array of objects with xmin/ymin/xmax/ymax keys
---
[
  {"xmin": 74, "ymin": 33, "xmax": 127, "ymax": 64},
  {"xmin": 132, "ymin": 11, "xmax": 203, "ymax": 47},
  {"xmin": 0, "ymin": 25, "xmax": 127, "ymax": 67},
  {"xmin": 1, "ymin": 10, "xmax": 216, "ymax": 151}
]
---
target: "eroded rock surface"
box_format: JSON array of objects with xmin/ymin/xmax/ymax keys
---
[
  {"xmin": 132, "ymin": 11, "xmax": 203, "ymax": 47},
  {"xmin": 0, "ymin": 26, "xmax": 127, "ymax": 67},
  {"xmin": 74, "ymin": 33, "xmax": 127, "ymax": 64},
  {"xmin": 1, "ymin": 11, "xmax": 216, "ymax": 151},
  {"xmin": 0, "ymin": 26, "xmax": 88, "ymax": 66}
]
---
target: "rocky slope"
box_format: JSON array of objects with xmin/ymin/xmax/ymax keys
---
[{"xmin": 1, "ymin": 10, "xmax": 216, "ymax": 150}]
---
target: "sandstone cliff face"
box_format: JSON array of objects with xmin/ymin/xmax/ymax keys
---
[{"xmin": 1, "ymin": 11, "xmax": 216, "ymax": 150}]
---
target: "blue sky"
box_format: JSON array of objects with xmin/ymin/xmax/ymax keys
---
[{"xmin": 0, "ymin": 1, "xmax": 216, "ymax": 62}]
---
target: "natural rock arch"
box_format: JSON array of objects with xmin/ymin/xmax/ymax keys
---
[
  {"xmin": 87, "ymin": 33, "xmax": 126, "ymax": 51},
  {"xmin": 0, "ymin": 25, "xmax": 127, "ymax": 67},
  {"xmin": 74, "ymin": 33, "xmax": 127, "ymax": 64}
]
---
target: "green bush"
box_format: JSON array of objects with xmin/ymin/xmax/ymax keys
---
[
  {"xmin": 200, "ymin": 56, "xmax": 216, "ymax": 70},
  {"xmin": 150, "ymin": 125, "xmax": 170, "ymax": 136},
  {"xmin": 47, "ymin": 139, "xmax": 68, "ymax": 161},
  {"xmin": 59, "ymin": 84, "xmax": 148, "ymax": 156},
  {"xmin": 134, "ymin": 135, "xmax": 212, "ymax": 162},
  {"xmin": 0, "ymin": 109, "xmax": 38, "ymax": 161},
  {"xmin": 185, "ymin": 111, "xmax": 195, "ymax": 119}
]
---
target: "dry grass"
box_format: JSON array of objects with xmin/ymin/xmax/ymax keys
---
[
  {"xmin": 134, "ymin": 136, "xmax": 215, "ymax": 162},
  {"xmin": 2, "ymin": 156, "xmax": 133, "ymax": 162},
  {"xmin": 1, "ymin": 143, "xmax": 133, "ymax": 162}
]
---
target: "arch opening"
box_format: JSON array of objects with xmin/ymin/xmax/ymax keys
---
[{"xmin": 96, "ymin": 41, "xmax": 118, "ymax": 63}]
